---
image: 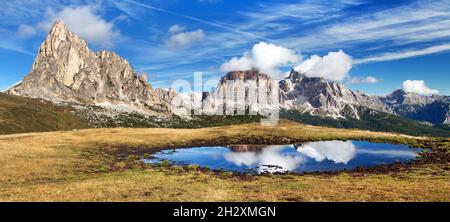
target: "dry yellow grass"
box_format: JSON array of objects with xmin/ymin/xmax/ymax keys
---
[{"xmin": 0, "ymin": 120, "xmax": 448, "ymax": 202}]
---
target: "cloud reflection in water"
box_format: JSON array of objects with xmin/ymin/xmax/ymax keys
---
[
  {"xmin": 148, "ymin": 140, "xmax": 421, "ymax": 174},
  {"xmin": 224, "ymin": 141, "xmax": 357, "ymax": 173}
]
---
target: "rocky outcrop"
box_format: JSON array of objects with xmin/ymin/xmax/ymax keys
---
[
  {"xmin": 382, "ymin": 90, "xmax": 450, "ymax": 124},
  {"xmin": 202, "ymin": 70, "xmax": 280, "ymax": 115},
  {"xmin": 6, "ymin": 21, "xmax": 448, "ymax": 125},
  {"xmin": 203, "ymin": 69, "xmax": 449, "ymax": 124},
  {"xmin": 202, "ymin": 69, "xmax": 391, "ymax": 119},
  {"xmin": 7, "ymin": 20, "xmax": 168, "ymax": 113},
  {"xmin": 279, "ymin": 70, "xmax": 391, "ymax": 119},
  {"xmin": 280, "ymin": 69, "xmax": 391, "ymax": 118},
  {"xmin": 154, "ymin": 88, "xmax": 177, "ymax": 105},
  {"xmin": 228, "ymin": 145, "xmax": 267, "ymax": 152}
]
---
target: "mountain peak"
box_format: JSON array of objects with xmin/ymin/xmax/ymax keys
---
[
  {"xmin": 37, "ymin": 20, "xmax": 90, "ymax": 63},
  {"xmin": 8, "ymin": 21, "xmax": 168, "ymax": 113},
  {"xmin": 221, "ymin": 69, "xmax": 271, "ymax": 82},
  {"xmin": 51, "ymin": 20, "xmax": 66, "ymax": 31},
  {"xmin": 47, "ymin": 20, "xmax": 79, "ymax": 43}
]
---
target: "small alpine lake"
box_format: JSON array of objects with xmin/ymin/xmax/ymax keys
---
[{"xmin": 143, "ymin": 141, "xmax": 423, "ymax": 174}]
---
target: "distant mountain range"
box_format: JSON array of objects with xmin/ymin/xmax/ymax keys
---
[
  {"xmin": 202, "ymin": 69, "xmax": 449, "ymax": 125},
  {"xmin": 3, "ymin": 21, "xmax": 449, "ymax": 136}
]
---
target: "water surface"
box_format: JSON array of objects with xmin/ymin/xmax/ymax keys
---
[{"xmin": 143, "ymin": 141, "xmax": 422, "ymax": 174}]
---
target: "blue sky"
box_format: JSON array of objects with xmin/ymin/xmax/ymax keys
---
[{"xmin": 0, "ymin": 0, "xmax": 449, "ymax": 95}]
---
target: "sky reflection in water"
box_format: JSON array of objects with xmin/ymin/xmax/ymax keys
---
[{"xmin": 144, "ymin": 141, "xmax": 422, "ymax": 174}]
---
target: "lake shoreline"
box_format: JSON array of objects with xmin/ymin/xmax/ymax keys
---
[{"xmin": 1, "ymin": 121, "xmax": 448, "ymax": 201}]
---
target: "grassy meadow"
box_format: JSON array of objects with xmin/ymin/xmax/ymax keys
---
[{"xmin": 0, "ymin": 120, "xmax": 448, "ymax": 201}]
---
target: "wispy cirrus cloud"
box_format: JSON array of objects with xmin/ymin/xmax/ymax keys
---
[
  {"xmin": 166, "ymin": 29, "xmax": 205, "ymax": 49},
  {"xmin": 2, "ymin": 0, "xmax": 450, "ymax": 92},
  {"xmin": 0, "ymin": 0, "xmax": 123, "ymax": 54},
  {"xmin": 0, "ymin": 39, "xmax": 34, "ymax": 55},
  {"xmin": 280, "ymin": 0, "xmax": 450, "ymax": 60},
  {"xmin": 125, "ymin": 0, "xmax": 450, "ymax": 78},
  {"xmin": 354, "ymin": 43, "xmax": 450, "ymax": 64}
]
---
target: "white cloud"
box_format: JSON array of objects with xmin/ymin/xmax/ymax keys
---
[
  {"xmin": 168, "ymin": 24, "xmax": 185, "ymax": 33},
  {"xmin": 110, "ymin": 0, "xmax": 450, "ymax": 81},
  {"xmin": 223, "ymin": 145, "xmax": 305, "ymax": 173},
  {"xmin": 0, "ymin": 40, "xmax": 34, "ymax": 55},
  {"xmin": 294, "ymin": 50, "xmax": 352, "ymax": 81},
  {"xmin": 37, "ymin": 5, "xmax": 120, "ymax": 48},
  {"xmin": 166, "ymin": 29, "xmax": 205, "ymax": 49},
  {"xmin": 354, "ymin": 43, "xmax": 450, "ymax": 64},
  {"xmin": 17, "ymin": 24, "xmax": 36, "ymax": 38},
  {"xmin": 402, "ymin": 80, "xmax": 439, "ymax": 95},
  {"xmin": 219, "ymin": 53, "xmax": 253, "ymax": 72},
  {"xmin": 220, "ymin": 41, "xmax": 300, "ymax": 78},
  {"xmin": 348, "ymin": 76, "xmax": 380, "ymax": 84},
  {"xmin": 247, "ymin": 0, "xmax": 450, "ymax": 63},
  {"xmin": 297, "ymin": 141, "xmax": 356, "ymax": 164}
]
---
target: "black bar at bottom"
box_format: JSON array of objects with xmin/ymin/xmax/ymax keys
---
[{"xmin": 0, "ymin": 202, "xmax": 447, "ymax": 220}]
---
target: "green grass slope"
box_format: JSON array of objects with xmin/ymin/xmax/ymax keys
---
[
  {"xmin": 1, "ymin": 92, "xmax": 448, "ymax": 137},
  {"xmin": 281, "ymin": 108, "xmax": 450, "ymax": 137},
  {"xmin": 0, "ymin": 93, "xmax": 89, "ymax": 135}
]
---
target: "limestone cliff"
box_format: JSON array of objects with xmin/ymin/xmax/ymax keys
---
[{"xmin": 7, "ymin": 20, "xmax": 167, "ymax": 113}]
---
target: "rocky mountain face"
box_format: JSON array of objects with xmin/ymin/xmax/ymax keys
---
[
  {"xmin": 202, "ymin": 70, "xmax": 280, "ymax": 115},
  {"xmin": 7, "ymin": 21, "xmax": 168, "ymax": 114},
  {"xmin": 382, "ymin": 90, "xmax": 450, "ymax": 124},
  {"xmin": 6, "ymin": 21, "xmax": 448, "ymax": 126},
  {"xmin": 202, "ymin": 69, "xmax": 391, "ymax": 119},
  {"xmin": 279, "ymin": 69, "xmax": 391, "ymax": 119},
  {"xmin": 203, "ymin": 69, "xmax": 449, "ymax": 125}
]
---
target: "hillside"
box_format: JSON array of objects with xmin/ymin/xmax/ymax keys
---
[
  {"xmin": 281, "ymin": 108, "xmax": 450, "ymax": 137},
  {"xmin": 0, "ymin": 93, "xmax": 89, "ymax": 134},
  {"xmin": 0, "ymin": 92, "xmax": 263, "ymax": 134},
  {"xmin": 1, "ymin": 92, "xmax": 447, "ymax": 137},
  {"xmin": 0, "ymin": 121, "xmax": 448, "ymax": 201}
]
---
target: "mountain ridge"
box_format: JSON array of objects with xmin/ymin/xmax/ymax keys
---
[
  {"xmin": 7, "ymin": 20, "xmax": 169, "ymax": 114},
  {"xmin": 5, "ymin": 20, "xmax": 450, "ymax": 133},
  {"xmin": 202, "ymin": 69, "xmax": 449, "ymax": 125}
]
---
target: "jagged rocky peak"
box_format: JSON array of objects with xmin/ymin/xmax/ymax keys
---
[
  {"xmin": 202, "ymin": 69, "xmax": 279, "ymax": 114},
  {"xmin": 383, "ymin": 89, "xmax": 436, "ymax": 106},
  {"xmin": 154, "ymin": 88, "xmax": 177, "ymax": 105},
  {"xmin": 280, "ymin": 69, "xmax": 364, "ymax": 118},
  {"xmin": 220, "ymin": 69, "xmax": 271, "ymax": 82},
  {"xmin": 228, "ymin": 145, "xmax": 266, "ymax": 153},
  {"xmin": 287, "ymin": 69, "xmax": 309, "ymax": 83},
  {"xmin": 382, "ymin": 89, "xmax": 449, "ymax": 124},
  {"xmin": 8, "ymin": 20, "xmax": 168, "ymax": 113},
  {"xmin": 204, "ymin": 68, "xmax": 393, "ymax": 119},
  {"xmin": 37, "ymin": 20, "xmax": 91, "ymax": 61},
  {"xmin": 384, "ymin": 89, "xmax": 406, "ymax": 103}
]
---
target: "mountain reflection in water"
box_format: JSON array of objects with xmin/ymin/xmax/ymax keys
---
[{"xmin": 145, "ymin": 141, "xmax": 422, "ymax": 174}]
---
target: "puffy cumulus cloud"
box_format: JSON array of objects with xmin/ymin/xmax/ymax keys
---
[
  {"xmin": 166, "ymin": 29, "xmax": 205, "ymax": 49},
  {"xmin": 17, "ymin": 24, "xmax": 36, "ymax": 38},
  {"xmin": 297, "ymin": 141, "xmax": 356, "ymax": 164},
  {"xmin": 168, "ymin": 24, "xmax": 185, "ymax": 33},
  {"xmin": 223, "ymin": 145, "xmax": 305, "ymax": 173},
  {"xmin": 402, "ymin": 80, "xmax": 439, "ymax": 95},
  {"xmin": 348, "ymin": 76, "xmax": 380, "ymax": 84},
  {"xmin": 219, "ymin": 52, "xmax": 253, "ymax": 72},
  {"xmin": 294, "ymin": 50, "xmax": 352, "ymax": 81},
  {"xmin": 38, "ymin": 5, "xmax": 120, "ymax": 48},
  {"xmin": 220, "ymin": 42, "xmax": 300, "ymax": 79}
]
